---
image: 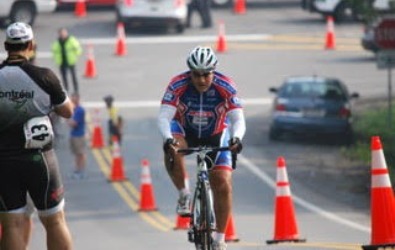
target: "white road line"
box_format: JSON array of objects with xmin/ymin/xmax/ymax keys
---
[
  {"xmin": 80, "ymin": 34, "xmax": 272, "ymax": 45},
  {"xmin": 82, "ymin": 98, "xmax": 272, "ymax": 108},
  {"xmin": 238, "ymin": 155, "xmax": 371, "ymax": 233}
]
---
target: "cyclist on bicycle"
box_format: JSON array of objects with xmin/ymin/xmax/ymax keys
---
[{"xmin": 158, "ymin": 46, "xmax": 246, "ymax": 250}]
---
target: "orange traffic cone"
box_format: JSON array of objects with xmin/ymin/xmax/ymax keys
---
[
  {"xmin": 324, "ymin": 16, "xmax": 335, "ymax": 50},
  {"xmin": 225, "ymin": 213, "xmax": 240, "ymax": 242},
  {"xmin": 174, "ymin": 173, "xmax": 191, "ymax": 230},
  {"xmin": 115, "ymin": 22, "xmax": 127, "ymax": 56},
  {"xmin": 108, "ymin": 136, "xmax": 127, "ymax": 182},
  {"xmin": 139, "ymin": 159, "xmax": 157, "ymax": 211},
  {"xmin": 266, "ymin": 157, "xmax": 305, "ymax": 244},
  {"xmin": 90, "ymin": 108, "xmax": 104, "ymax": 148},
  {"xmin": 84, "ymin": 44, "xmax": 97, "ymax": 78},
  {"xmin": 233, "ymin": 0, "xmax": 246, "ymax": 14},
  {"xmin": 362, "ymin": 136, "xmax": 395, "ymax": 250},
  {"xmin": 74, "ymin": 0, "xmax": 87, "ymax": 17},
  {"xmin": 174, "ymin": 213, "xmax": 190, "ymax": 230},
  {"xmin": 216, "ymin": 21, "xmax": 227, "ymax": 53}
]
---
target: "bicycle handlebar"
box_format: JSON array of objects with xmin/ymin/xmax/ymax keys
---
[{"xmin": 177, "ymin": 146, "xmax": 230, "ymax": 155}]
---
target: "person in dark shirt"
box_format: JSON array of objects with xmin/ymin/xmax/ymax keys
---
[
  {"xmin": 186, "ymin": 0, "xmax": 213, "ymax": 28},
  {"xmin": 0, "ymin": 22, "xmax": 74, "ymax": 250}
]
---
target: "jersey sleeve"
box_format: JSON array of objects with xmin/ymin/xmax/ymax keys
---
[{"xmin": 23, "ymin": 64, "xmax": 67, "ymax": 106}]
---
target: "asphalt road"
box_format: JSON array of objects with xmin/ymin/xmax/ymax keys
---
[{"xmin": 0, "ymin": 1, "xmax": 385, "ymax": 249}]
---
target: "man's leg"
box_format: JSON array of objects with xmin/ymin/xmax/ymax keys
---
[
  {"xmin": 164, "ymin": 135, "xmax": 187, "ymax": 191},
  {"xmin": 210, "ymin": 169, "xmax": 232, "ymax": 237},
  {"xmin": 69, "ymin": 65, "xmax": 79, "ymax": 94},
  {"xmin": 39, "ymin": 210, "xmax": 72, "ymax": 250},
  {"xmin": 0, "ymin": 213, "xmax": 28, "ymax": 250},
  {"xmin": 60, "ymin": 66, "xmax": 69, "ymax": 92}
]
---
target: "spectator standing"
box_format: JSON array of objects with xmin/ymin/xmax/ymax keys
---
[
  {"xmin": 68, "ymin": 93, "xmax": 87, "ymax": 179},
  {"xmin": 186, "ymin": 0, "xmax": 213, "ymax": 28},
  {"xmin": 0, "ymin": 22, "xmax": 73, "ymax": 250},
  {"xmin": 104, "ymin": 95, "xmax": 124, "ymax": 145},
  {"xmin": 52, "ymin": 27, "xmax": 82, "ymax": 94}
]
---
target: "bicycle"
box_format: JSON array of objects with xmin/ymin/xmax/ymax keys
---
[{"xmin": 177, "ymin": 146, "xmax": 230, "ymax": 250}]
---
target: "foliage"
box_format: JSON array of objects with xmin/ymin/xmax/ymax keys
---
[
  {"xmin": 350, "ymin": 0, "xmax": 395, "ymax": 23},
  {"xmin": 343, "ymin": 104, "xmax": 395, "ymax": 180}
]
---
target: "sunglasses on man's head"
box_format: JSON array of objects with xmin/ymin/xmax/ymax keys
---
[{"xmin": 191, "ymin": 71, "xmax": 213, "ymax": 78}]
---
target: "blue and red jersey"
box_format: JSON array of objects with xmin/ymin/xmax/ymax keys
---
[{"xmin": 160, "ymin": 71, "xmax": 242, "ymax": 138}]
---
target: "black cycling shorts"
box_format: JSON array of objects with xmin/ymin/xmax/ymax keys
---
[{"xmin": 0, "ymin": 149, "xmax": 65, "ymax": 215}]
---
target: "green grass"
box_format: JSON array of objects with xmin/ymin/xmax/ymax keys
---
[{"xmin": 343, "ymin": 105, "xmax": 395, "ymax": 181}]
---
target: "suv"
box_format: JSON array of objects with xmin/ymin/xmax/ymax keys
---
[
  {"xmin": 301, "ymin": 0, "xmax": 393, "ymax": 22},
  {"xmin": 0, "ymin": 0, "xmax": 57, "ymax": 26}
]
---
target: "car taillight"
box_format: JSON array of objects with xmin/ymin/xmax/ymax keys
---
[
  {"xmin": 124, "ymin": 0, "xmax": 133, "ymax": 6},
  {"xmin": 339, "ymin": 106, "xmax": 351, "ymax": 118},
  {"xmin": 275, "ymin": 104, "xmax": 286, "ymax": 111},
  {"xmin": 174, "ymin": 0, "xmax": 183, "ymax": 7}
]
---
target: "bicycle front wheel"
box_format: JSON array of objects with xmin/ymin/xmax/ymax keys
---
[{"xmin": 197, "ymin": 181, "xmax": 215, "ymax": 250}]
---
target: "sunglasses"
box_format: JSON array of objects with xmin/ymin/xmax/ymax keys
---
[{"xmin": 191, "ymin": 71, "xmax": 213, "ymax": 78}]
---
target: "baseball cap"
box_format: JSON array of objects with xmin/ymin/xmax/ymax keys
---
[{"xmin": 5, "ymin": 22, "xmax": 34, "ymax": 44}]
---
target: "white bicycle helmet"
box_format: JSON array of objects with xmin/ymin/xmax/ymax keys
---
[
  {"xmin": 186, "ymin": 46, "xmax": 218, "ymax": 71},
  {"xmin": 5, "ymin": 22, "xmax": 34, "ymax": 44}
]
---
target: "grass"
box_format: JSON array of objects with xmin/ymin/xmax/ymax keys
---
[{"xmin": 343, "ymin": 103, "xmax": 395, "ymax": 181}]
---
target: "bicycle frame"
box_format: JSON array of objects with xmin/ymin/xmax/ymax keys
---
[{"xmin": 178, "ymin": 146, "xmax": 229, "ymax": 250}]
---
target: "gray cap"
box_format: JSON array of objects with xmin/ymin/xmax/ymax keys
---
[{"xmin": 5, "ymin": 22, "xmax": 34, "ymax": 44}]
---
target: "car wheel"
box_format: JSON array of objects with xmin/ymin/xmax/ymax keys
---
[
  {"xmin": 269, "ymin": 127, "xmax": 282, "ymax": 141},
  {"xmin": 340, "ymin": 129, "xmax": 354, "ymax": 146},
  {"xmin": 10, "ymin": 2, "xmax": 36, "ymax": 25},
  {"xmin": 176, "ymin": 23, "xmax": 185, "ymax": 33},
  {"xmin": 211, "ymin": 0, "xmax": 232, "ymax": 8}
]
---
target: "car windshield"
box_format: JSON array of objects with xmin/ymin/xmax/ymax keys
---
[{"xmin": 279, "ymin": 80, "xmax": 346, "ymax": 100}]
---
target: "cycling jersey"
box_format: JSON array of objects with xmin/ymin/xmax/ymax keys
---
[
  {"xmin": 0, "ymin": 55, "xmax": 67, "ymax": 215},
  {"xmin": 0, "ymin": 55, "xmax": 67, "ymax": 152},
  {"xmin": 160, "ymin": 71, "xmax": 243, "ymax": 139}
]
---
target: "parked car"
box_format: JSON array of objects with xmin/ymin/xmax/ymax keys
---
[
  {"xmin": 361, "ymin": 21, "xmax": 380, "ymax": 53},
  {"xmin": 0, "ymin": 0, "xmax": 57, "ymax": 26},
  {"xmin": 115, "ymin": 0, "xmax": 187, "ymax": 33},
  {"xmin": 301, "ymin": 0, "xmax": 393, "ymax": 23},
  {"xmin": 268, "ymin": 75, "xmax": 359, "ymax": 144}
]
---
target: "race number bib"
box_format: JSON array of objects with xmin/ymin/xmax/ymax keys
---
[{"xmin": 23, "ymin": 116, "xmax": 54, "ymax": 149}]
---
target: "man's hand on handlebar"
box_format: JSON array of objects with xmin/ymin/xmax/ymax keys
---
[
  {"xmin": 163, "ymin": 138, "xmax": 179, "ymax": 157},
  {"xmin": 228, "ymin": 137, "xmax": 243, "ymax": 154}
]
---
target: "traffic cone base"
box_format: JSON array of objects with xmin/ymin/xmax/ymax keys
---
[
  {"xmin": 84, "ymin": 58, "xmax": 96, "ymax": 78},
  {"xmin": 225, "ymin": 214, "xmax": 240, "ymax": 242}
]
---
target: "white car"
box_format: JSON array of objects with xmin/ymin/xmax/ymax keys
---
[
  {"xmin": 0, "ymin": 0, "xmax": 57, "ymax": 25},
  {"xmin": 301, "ymin": 0, "xmax": 393, "ymax": 22},
  {"xmin": 115, "ymin": 0, "xmax": 187, "ymax": 33}
]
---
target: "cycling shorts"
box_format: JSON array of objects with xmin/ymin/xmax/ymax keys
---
[
  {"xmin": 171, "ymin": 120, "xmax": 234, "ymax": 171},
  {"xmin": 0, "ymin": 149, "xmax": 65, "ymax": 217}
]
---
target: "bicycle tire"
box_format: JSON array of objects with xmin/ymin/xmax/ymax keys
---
[{"xmin": 198, "ymin": 181, "xmax": 214, "ymax": 250}]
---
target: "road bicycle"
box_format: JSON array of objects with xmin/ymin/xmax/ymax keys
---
[{"xmin": 177, "ymin": 146, "xmax": 230, "ymax": 250}]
